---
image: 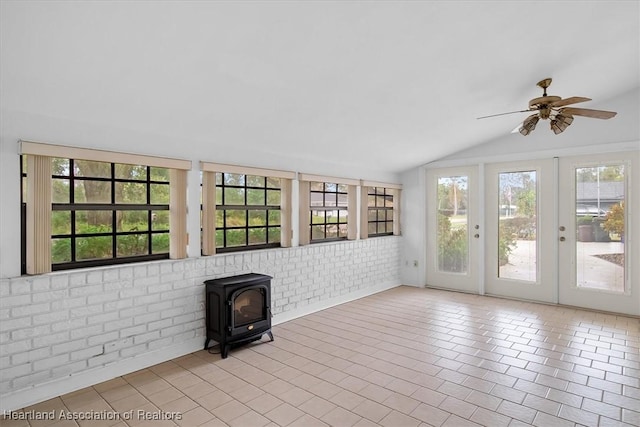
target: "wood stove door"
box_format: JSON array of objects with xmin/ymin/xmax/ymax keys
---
[{"xmin": 229, "ymin": 285, "xmax": 270, "ymax": 336}]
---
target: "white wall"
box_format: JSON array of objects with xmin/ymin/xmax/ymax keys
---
[
  {"xmin": 0, "ymin": 236, "xmax": 401, "ymax": 411},
  {"xmin": 399, "ymin": 167, "xmax": 426, "ymax": 286}
]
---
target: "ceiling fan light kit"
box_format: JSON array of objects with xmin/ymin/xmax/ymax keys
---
[
  {"xmin": 550, "ymin": 113, "xmax": 574, "ymax": 134},
  {"xmin": 480, "ymin": 78, "xmax": 617, "ymax": 136},
  {"xmin": 519, "ymin": 115, "xmax": 539, "ymax": 136}
]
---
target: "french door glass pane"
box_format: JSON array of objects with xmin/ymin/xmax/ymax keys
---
[
  {"xmin": 575, "ymin": 165, "xmax": 625, "ymax": 292},
  {"xmin": 437, "ymin": 176, "xmax": 468, "ymax": 273},
  {"xmin": 498, "ymin": 171, "xmax": 537, "ymax": 282}
]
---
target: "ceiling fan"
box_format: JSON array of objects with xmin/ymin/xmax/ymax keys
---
[{"xmin": 478, "ymin": 78, "xmax": 617, "ymax": 135}]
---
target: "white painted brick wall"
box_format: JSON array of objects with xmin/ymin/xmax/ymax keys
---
[{"xmin": 0, "ymin": 235, "xmax": 400, "ymax": 406}]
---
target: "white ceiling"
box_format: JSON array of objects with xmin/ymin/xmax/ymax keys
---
[{"xmin": 2, "ymin": 1, "xmax": 639, "ymax": 178}]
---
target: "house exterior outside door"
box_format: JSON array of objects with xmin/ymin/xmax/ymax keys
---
[
  {"xmin": 426, "ymin": 150, "xmax": 638, "ymax": 316},
  {"xmin": 426, "ymin": 166, "xmax": 480, "ymax": 293},
  {"xmin": 558, "ymin": 151, "xmax": 638, "ymax": 315},
  {"xmin": 484, "ymin": 159, "xmax": 556, "ymax": 303}
]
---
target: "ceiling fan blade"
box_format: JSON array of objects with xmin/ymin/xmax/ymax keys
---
[
  {"xmin": 477, "ymin": 109, "xmax": 531, "ymax": 119},
  {"xmin": 550, "ymin": 96, "xmax": 591, "ymax": 108},
  {"xmin": 561, "ymin": 107, "xmax": 617, "ymax": 119}
]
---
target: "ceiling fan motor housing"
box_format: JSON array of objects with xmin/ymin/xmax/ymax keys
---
[
  {"xmin": 529, "ymin": 96, "xmax": 561, "ymax": 119},
  {"xmin": 529, "ymin": 96, "xmax": 562, "ymax": 119}
]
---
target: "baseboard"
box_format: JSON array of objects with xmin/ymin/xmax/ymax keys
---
[{"xmin": 272, "ymin": 281, "xmax": 400, "ymax": 325}]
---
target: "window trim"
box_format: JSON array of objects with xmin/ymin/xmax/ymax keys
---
[{"xmin": 20, "ymin": 140, "xmax": 191, "ymax": 170}]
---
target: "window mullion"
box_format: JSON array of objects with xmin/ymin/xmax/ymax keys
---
[
  {"xmin": 69, "ymin": 160, "xmax": 77, "ymax": 264},
  {"xmin": 111, "ymin": 163, "xmax": 117, "ymax": 259},
  {"xmin": 264, "ymin": 181, "xmax": 269, "ymax": 244},
  {"xmin": 245, "ymin": 209, "xmax": 249, "ymax": 246},
  {"xmin": 147, "ymin": 166, "xmax": 152, "ymax": 254},
  {"xmin": 243, "ymin": 178, "xmax": 249, "ymax": 245}
]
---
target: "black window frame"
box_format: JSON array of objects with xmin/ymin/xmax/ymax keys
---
[
  {"xmin": 21, "ymin": 155, "xmax": 171, "ymax": 272},
  {"xmin": 20, "ymin": 158, "xmax": 26, "ymax": 275},
  {"xmin": 213, "ymin": 172, "xmax": 282, "ymax": 253},
  {"xmin": 368, "ymin": 187, "xmax": 394, "ymax": 237},
  {"xmin": 310, "ymin": 181, "xmax": 349, "ymax": 243}
]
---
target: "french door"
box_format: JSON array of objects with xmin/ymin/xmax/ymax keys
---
[
  {"xmin": 484, "ymin": 159, "xmax": 556, "ymax": 303},
  {"xmin": 557, "ymin": 152, "xmax": 638, "ymax": 315},
  {"xmin": 427, "ymin": 151, "xmax": 638, "ymax": 316},
  {"xmin": 426, "ymin": 166, "xmax": 480, "ymax": 293}
]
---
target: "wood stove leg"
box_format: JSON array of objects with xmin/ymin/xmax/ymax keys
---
[
  {"xmin": 266, "ymin": 331, "xmax": 274, "ymax": 342},
  {"xmin": 204, "ymin": 339, "xmax": 210, "ymax": 350},
  {"xmin": 221, "ymin": 344, "xmax": 229, "ymax": 359}
]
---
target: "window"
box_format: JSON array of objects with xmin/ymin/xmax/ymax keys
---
[
  {"xmin": 215, "ymin": 173, "xmax": 281, "ymax": 252},
  {"xmin": 367, "ymin": 186, "xmax": 395, "ymax": 237},
  {"xmin": 47, "ymin": 159, "xmax": 171, "ymax": 270},
  {"xmin": 298, "ymin": 174, "xmax": 358, "ymax": 245},
  {"xmin": 360, "ymin": 181, "xmax": 401, "ymax": 239},
  {"xmin": 200, "ymin": 162, "xmax": 294, "ymax": 255},
  {"xmin": 310, "ymin": 182, "xmax": 349, "ymax": 242},
  {"xmin": 20, "ymin": 141, "xmax": 190, "ymax": 274}
]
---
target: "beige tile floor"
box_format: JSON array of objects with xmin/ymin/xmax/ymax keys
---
[{"xmin": 2, "ymin": 286, "xmax": 639, "ymax": 427}]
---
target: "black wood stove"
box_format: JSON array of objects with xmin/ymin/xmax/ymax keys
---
[{"xmin": 204, "ymin": 273, "xmax": 273, "ymax": 358}]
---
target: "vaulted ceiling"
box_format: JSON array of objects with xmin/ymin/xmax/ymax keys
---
[{"xmin": 2, "ymin": 1, "xmax": 638, "ymax": 179}]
